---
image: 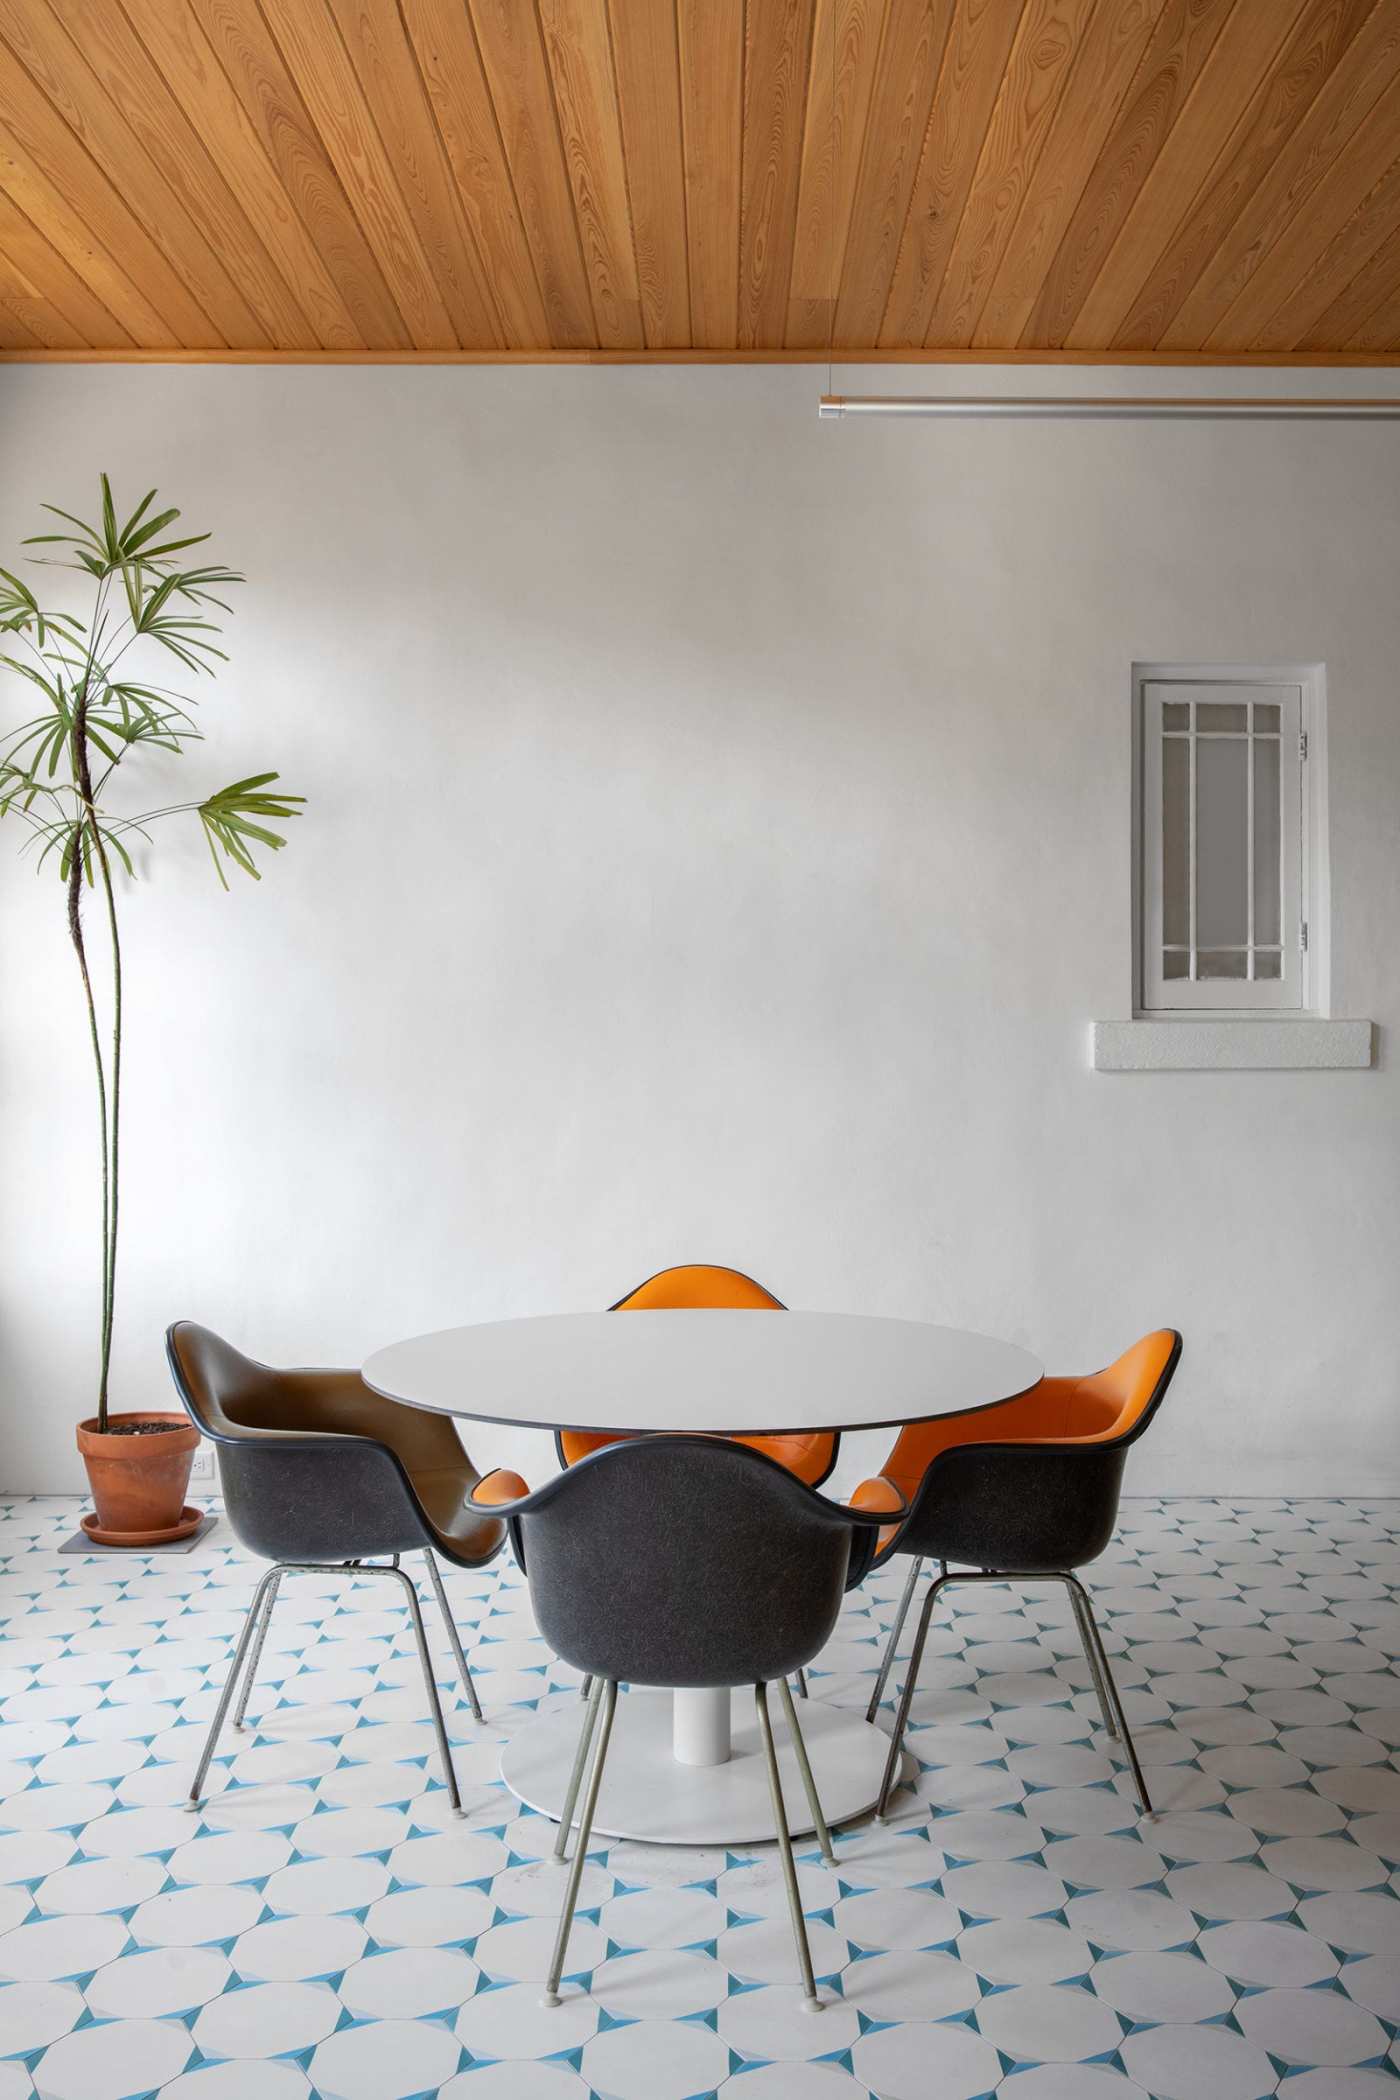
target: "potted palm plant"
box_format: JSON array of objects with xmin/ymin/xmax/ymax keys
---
[{"xmin": 1, "ymin": 477, "xmax": 303, "ymax": 1544}]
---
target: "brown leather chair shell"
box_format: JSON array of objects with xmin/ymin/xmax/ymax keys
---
[{"xmin": 167, "ymin": 1321, "xmax": 503, "ymax": 1567}]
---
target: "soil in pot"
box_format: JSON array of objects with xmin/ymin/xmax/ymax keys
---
[{"xmin": 77, "ymin": 1410, "xmax": 200, "ymax": 1545}]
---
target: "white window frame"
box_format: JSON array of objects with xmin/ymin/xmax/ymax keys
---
[{"xmin": 1132, "ymin": 663, "xmax": 1329, "ymax": 1019}]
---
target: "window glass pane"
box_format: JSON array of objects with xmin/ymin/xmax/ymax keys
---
[
  {"xmin": 1197, "ymin": 702, "xmax": 1248, "ymax": 732},
  {"xmin": 1253, "ymin": 702, "xmax": 1280, "ymax": 731},
  {"xmin": 1162, "ymin": 735, "xmax": 1190, "ymax": 947},
  {"xmin": 1254, "ymin": 951, "xmax": 1282, "ymax": 979},
  {"xmin": 1198, "ymin": 950, "xmax": 1248, "ymax": 979},
  {"xmin": 1195, "ymin": 734, "xmax": 1248, "ymax": 946},
  {"xmin": 1253, "ymin": 733, "xmax": 1281, "ymax": 946},
  {"xmin": 1162, "ymin": 951, "xmax": 1190, "ymax": 979},
  {"xmin": 1162, "ymin": 702, "xmax": 1189, "ymax": 730}
]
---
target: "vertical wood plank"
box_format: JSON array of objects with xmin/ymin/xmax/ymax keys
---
[
  {"xmin": 257, "ymin": 0, "xmax": 460, "ymax": 348},
  {"xmin": 1064, "ymin": 0, "xmax": 1307, "ymax": 347},
  {"xmin": 1183, "ymin": 5, "xmax": 1400, "ymax": 348},
  {"xmin": 0, "ymin": 239, "xmax": 85, "ymax": 345},
  {"xmin": 834, "ymin": 0, "xmax": 953, "ymax": 346},
  {"xmin": 0, "ymin": 2, "xmax": 258, "ymax": 343},
  {"xmin": 0, "ymin": 278, "xmax": 43, "ymax": 345},
  {"xmin": 739, "ymin": 0, "xmax": 816, "ymax": 347},
  {"xmin": 880, "ymin": 0, "xmax": 1027, "ymax": 348},
  {"xmin": 40, "ymin": 0, "xmax": 319, "ymax": 349},
  {"xmin": 677, "ymin": 0, "xmax": 741, "ymax": 348},
  {"xmin": 398, "ymin": 0, "xmax": 552, "ymax": 347},
  {"xmin": 188, "ymin": 0, "xmax": 411, "ymax": 348},
  {"xmin": 923, "ymin": 0, "xmax": 1097, "ymax": 348},
  {"xmin": 1108, "ymin": 0, "xmax": 1374, "ymax": 348},
  {"xmin": 1021, "ymin": 0, "xmax": 1236, "ymax": 348},
  {"xmin": 539, "ymin": 0, "xmax": 641, "ymax": 345},
  {"xmin": 0, "ymin": 178, "xmax": 126, "ymax": 343},
  {"xmin": 120, "ymin": 0, "xmax": 364, "ymax": 348},
  {"xmin": 324, "ymin": 0, "xmax": 502, "ymax": 347},
  {"xmin": 1248, "ymin": 150, "xmax": 1400, "ymax": 349},
  {"xmin": 972, "ymin": 0, "xmax": 1169, "ymax": 349},
  {"xmin": 1297, "ymin": 215, "xmax": 1400, "ymax": 351},
  {"xmin": 0, "ymin": 32, "xmax": 219, "ymax": 342},
  {"xmin": 608, "ymin": 0, "xmax": 691, "ymax": 348},
  {"xmin": 466, "ymin": 0, "xmax": 597, "ymax": 346},
  {"xmin": 786, "ymin": 0, "xmax": 886, "ymax": 347}
]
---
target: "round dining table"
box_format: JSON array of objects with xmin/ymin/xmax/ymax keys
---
[{"xmin": 363, "ymin": 1310, "xmax": 1041, "ymax": 1844}]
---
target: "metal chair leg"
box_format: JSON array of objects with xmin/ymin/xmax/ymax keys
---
[
  {"xmin": 1067, "ymin": 1581, "xmax": 1118, "ymax": 1740},
  {"xmin": 232, "ymin": 1569, "xmax": 282, "ymax": 1731},
  {"xmin": 755, "ymin": 1682, "xmax": 821, "ymax": 2008},
  {"xmin": 554, "ymin": 1675, "xmax": 604, "ymax": 1861},
  {"xmin": 792, "ymin": 1667, "xmax": 808, "ymax": 1700},
  {"xmin": 777, "ymin": 1674, "xmax": 834, "ymax": 1864},
  {"xmin": 423, "ymin": 1550, "xmax": 483, "ymax": 1722},
  {"xmin": 866, "ymin": 1556, "xmax": 925, "ymax": 1723},
  {"xmin": 188, "ymin": 1566, "xmax": 281, "ymax": 1809},
  {"xmin": 544, "ymin": 1679, "xmax": 617, "ymax": 2006},
  {"xmin": 1064, "ymin": 1573, "xmax": 1153, "ymax": 1816},
  {"xmin": 876, "ymin": 1568, "xmax": 951, "ymax": 1820},
  {"xmin": 384, "ymin": 1562, "xmax": 463, "ymax": 1815}
]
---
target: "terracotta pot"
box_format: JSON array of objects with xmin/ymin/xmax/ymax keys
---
[{"xmin": 76, "ymin": 1411, "xmax": 199, "ymax": 1544}]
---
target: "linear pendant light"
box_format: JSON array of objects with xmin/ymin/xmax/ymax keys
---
[{"xmin": 818, "ymin": 393, "xmax": 1400, "ymax": 421}]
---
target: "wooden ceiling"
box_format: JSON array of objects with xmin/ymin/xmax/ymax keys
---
[{"xmin": 2, "ymin": 0, "xmax": 1400, "ymax": 360}]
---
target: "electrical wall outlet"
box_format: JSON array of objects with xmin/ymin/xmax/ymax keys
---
[{"xmin": 189, "ymin": 1447, "xmax": 215, "ymax": 1484}]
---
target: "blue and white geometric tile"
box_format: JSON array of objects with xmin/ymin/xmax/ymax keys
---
[{"xmin": 0, "ymin": 1491, "xmax": 1398, "ymax": 2095}]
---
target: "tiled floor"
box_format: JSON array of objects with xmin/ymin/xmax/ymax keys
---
[{"xmin": 0, "ymin": 1497, "xmax": 1397, "ymax": 2099}]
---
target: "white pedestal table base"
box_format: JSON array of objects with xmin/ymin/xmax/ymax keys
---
[{"xmin": 500, "ymin": 1686, "xmax": 892, "ymax": 1846}]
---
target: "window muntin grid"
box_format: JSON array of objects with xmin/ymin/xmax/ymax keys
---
[{"xmin": 1142, "ymin": 681, "xmax": 1303, "ymax": 1013}]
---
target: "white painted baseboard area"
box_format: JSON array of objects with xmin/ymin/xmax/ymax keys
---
[{"xmin": 1091, "ymin": 1019, "xmax": 1374, "ymax": 1071}]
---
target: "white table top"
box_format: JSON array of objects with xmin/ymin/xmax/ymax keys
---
[{"xmin": 362, "ymin": 1310, "xmax": 1042, "ymax": 1436}]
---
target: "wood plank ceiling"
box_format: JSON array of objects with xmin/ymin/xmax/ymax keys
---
[{"xmin": 1, "ymin": 0, "xmax": 1400, "ymax": 359}]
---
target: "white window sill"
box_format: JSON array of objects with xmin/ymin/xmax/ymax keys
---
[{"xmin": 1091, "ymin": 1019, "xmax": 1374, "ymax": 1072}]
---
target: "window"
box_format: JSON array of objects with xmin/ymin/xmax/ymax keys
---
[{"xmin": 1135, "ymin": 665, "xmax": 1324, "ymax": 1015}]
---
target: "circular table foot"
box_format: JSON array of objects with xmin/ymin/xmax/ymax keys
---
[{"xmin": 501, "ymin": 1688, "xmax": 892, "ymax": 1846}]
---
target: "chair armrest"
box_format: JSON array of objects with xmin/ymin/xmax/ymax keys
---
[
  {"xmin": 469, "ymin": 1468, "xmax": 533, "ymax": 1509},
  {"xmin": 847, "ymin": 1476, "xmax": 910, "ymax": 1524}
]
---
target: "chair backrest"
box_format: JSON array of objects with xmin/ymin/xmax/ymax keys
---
[
  {"xmin": 881, "ymin": 1329, "xmax": 1181, "ymax": 1501},
  {"xmin": 611, "ymin": 1264, "xmax": 784, "ymax": 1311},
  {"xmin": 166, "ymin": 1321, "xmax": 443, "ymax": 1565},
  {"xmin": 556, "ymin": 1264, "xmax": 836, "ymax": 1488},
  {"xmin": 902, "ymin": 1331, "xmax": 1182, "ymax": 1573},
  {"xmin": 513, "ymin": 1436, "xmax": 856, "ymax": 1687}
]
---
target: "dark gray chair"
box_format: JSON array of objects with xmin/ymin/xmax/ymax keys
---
[
  {"xmin": 858, "ymin": 1329, "xmax": 1183, "ymax": 1822},
  {"xmin": 470, "ymin": 1436, "xmax": 898, "ymax": 2010},
  {"xmin": 166, "ymin": 1320, "xmax": 505, "ymax": 1815}
]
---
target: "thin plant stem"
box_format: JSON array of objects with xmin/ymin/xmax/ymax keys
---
[
  {"xmin": 69, "ymin": 577, "xmax": 119, "ymax": 1431},
  {"xmin": 92, "ymin": 822, "xmax": 122, "ymax": 1430},
  {"xmin": 65, "ymin": 825, "xmax": 110, "ymax": 1428}
]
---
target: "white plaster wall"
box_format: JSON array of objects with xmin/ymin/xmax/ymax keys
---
[{"xmin": 1, "ymin": 362, "xmax": 1396, "ymax": 1497}]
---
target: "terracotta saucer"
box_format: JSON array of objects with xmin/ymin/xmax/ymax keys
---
[{"xmin": 80, "ymin": 1504, "xmax": 204, "ymax": 1548}]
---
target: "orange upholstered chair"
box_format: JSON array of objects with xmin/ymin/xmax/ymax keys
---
[
  {"xmin": 857, "ymin": 1329, "xmax": 1181, "ymax": 1820},
  {"xmin": 553, "ymin": 1265, "xmax": 838, "ymax": 1490}
]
